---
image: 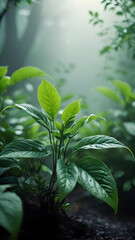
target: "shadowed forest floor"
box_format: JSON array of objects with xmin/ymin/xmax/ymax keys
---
[{"xmin": 1, "ymin": 187, "xmax": 135, "ymax": 240}]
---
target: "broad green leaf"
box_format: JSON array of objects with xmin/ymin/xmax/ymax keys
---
[
  {"xmin": 0, "ymin": 66, "xmax": 8, "ymax": 78},
  {"xmin": 0, "ymin": 158, "xmax": 19, "ymax": 168},
  {"xmin": 97, "ymin": 87, "xmax": 124, "ymax": 105},
  {"xmin": 113, "ymin": 80, "xmax": 132, "ymax": 93},
  {"xmin": 55, "ymin": 121, "xmax": 62, "ymax": 131},
  {"xmin": 56, "ymin": 159, "xmax": 78, "ymax": 200},
  {"xmin": 14, "ymin": 103, "xmax": 49, "ymax": 129},
  {"xmin": 123, "ymin": 122, "xmax": 135, "ymax": 136},
  {"xmin": 62, "ymin": 100, "xmax": 80, "ymax": 126},
  {"xmin": 77, "ymin": 156, "xmax": 118, "ymax": 213},
  {"xmin": 0, "ymin": 76, "xmax": 10, "ymax": 92},
  {"xmin": 0, "ymin": 185, "xmax": 11, "ymax": 193},
  {"xmin": 10, "ymin": 66, "xmax": 48, "ymax": 85},
  {"xmin": 129, "ymin": 92, "xmax": 135, "ymax": 100},
  {"xmin": 112, "ymin": 80, "xmax": 132, "ymax": 102},
  {"xmin": 74, "ymin": 135, "xmax": 133, "ymax": 156},
  {"xmin": 53, "ymin": 130, "xmax": 61, "ymax": 139},
  {"xmin": 64, "ymin": 116, "xmax": 75, "ymax": 129},
  {"xmin": 0, "ymin": 157, "xmax": 21, "ymax": 177},
  {"xmin": 38, "ymin": 79, "xmax": 61, "ymax": 120},
  {"xmin": 69, "ymin": 114, "xmax": 105, "ymax": 136},
  {"xmin": 0, "ymin": 191, "xmax": 23, "ymax": 240},
  {"xmin": 69, "ymin": 116, "xmax": 88, "ymax": 135},
  {"xmin": 0, "ymin": 139, "xmax": 49, "ymax": 159}
]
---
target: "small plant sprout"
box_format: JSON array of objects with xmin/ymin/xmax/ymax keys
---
[{"xmin": 0, "ymin": 78, "xmax": 133, "ymax": 214}]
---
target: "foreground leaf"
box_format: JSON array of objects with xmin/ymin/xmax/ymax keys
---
[
  {"xmin": 62, "ymin": 100, "xmax": 80, "ymax": 127},
  {"xmin": 10, "ymin": 66, "xmax": 47, "ymax": 85},
  {"xmin": 0, "ymin": 185, "xmax": 11, "ymax": 193},
  {"xmin": 77, "ymin": 156, "xmax": 118, "ymax": 213},
  {"xmin": 74, "ymin": 135, "xmax": 131, "ymax": 153},
  {"xmin": 38, "ymin": 79, "xmax": 61, "ymax": 120},
  {"xmin": 0, "ymin": 66, "xmax": 8, "ymax": 78},
  {"xmin": 69, "ymin": 114, "xmax": 105, "ymax": 136},
  {"xmin": 56, "ymin": 159, "xmax": 78, "ymax": 200},
  {"xmin": 0, "ymin": 76, "xmax": 11, "ymax": 92},
  {"xmin": 0, "ymin": 191, "xmax": 23, "ymax": 240},
  {"xmin": 14, "ymin": 103, "xmax": 49, "ymax": 129},
  {"xmin": 0, "ymin": 139, "xmax": 49, "ymax": 159}
]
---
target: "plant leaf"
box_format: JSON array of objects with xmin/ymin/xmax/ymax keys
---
[
  {"xmin": 97, "ymin": 87, "xmax": 125, "ymax": 105},
  {"xmin": 69, "ymin": 114, "xmax": 105, "ymax": 136},
  {"xmin": 10, "ymin": 66, "xmax": 48, "ymax": 85},
  {"xmin": 0, "ymin": 66, "xmax": 8, "ymax": 78},
  {"xmin": 0, "ymin": 139, "xmax": 49, "ymax": 159},
  {"xmin": 61, "ymin": 94, "xmax": 74, "ymax": 102},
  {"xmin": 0, "ymin": 191, "xmax": 23, "ymax": 240},
  {"xmin": 55, "ymin": 121, "xmax": 62, "ymax": 131},
  {"xmin": 62, "ymin": 100, "xmax": 80, "ymax": 126},
  {"xmin": 123, "ymin": 122, "xmax": 135, "ymax": 136},
  {"xmin": 38, "ymin": 79, "xmax": 61, "ymax": 120},
  {"xmin": 14, "ymin": 103, "xmax": 49, "ymax": 129},
  {"xmin": 56, "ymin": 159, "xmax": 78, "ymax": 200},
  {"xmin": 0, "ymin": 76, "xmax": 11, "ymax": 92},
  {"xmin": 0, "ymin": 176, "xmax": 18, "ymax": 186},
  {"xmin": 74, "ymin": 135, "xmax": 133, "ymax": 156},
  {"xmin": 100, "ymin": 46, "xmax": 112, "ymax": 55},
  {"xmin": 0, "ymin": 185, "xmax": 11, "ymax": 193},
  {"xmin": 41, "ymin": 165, "xmax": 52, "ymax": 175},
  {"xmin": 0, "ymin": 166, "xmax": 21, "ymax": 177},
  {"xmin": 112, "ymin": 80, "xmax": 132, "ymax": 102},
  {"xmin": 77, "ymin": 156, "xmax": 118, "ymax": 213}
]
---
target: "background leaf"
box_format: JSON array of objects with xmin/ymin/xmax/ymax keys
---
[
  {"xmin": 97, "ymin": 87, "xmax": 125, "ymax": 105},
  {"xmin": 112, "ymin": 80, "xmax": 132, "ymax": 102}
]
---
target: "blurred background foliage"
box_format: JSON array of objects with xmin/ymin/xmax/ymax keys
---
[{"xmin": 0, "ymin": 0, "xmax": 135, "ymax": 204}]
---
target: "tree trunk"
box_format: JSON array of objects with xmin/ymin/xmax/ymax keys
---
[{"xmin": 0, "ymin": 2, "xmax": 42, "ymax": 74}]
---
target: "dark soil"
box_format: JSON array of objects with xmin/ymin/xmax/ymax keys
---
[{"xmin": 1, "ymin": 187, "xmax": 135, "ymax": 240}]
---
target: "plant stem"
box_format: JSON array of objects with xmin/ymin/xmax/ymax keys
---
[
  {"xmin": 66, "ymin": 150, "xmax": 78, "ymax": 164},
  {"xmin": 63, "ymin": 138, "xmax": 70, "ymax": 162},
  {"xmin": 58, "ymin": 138, "xmax": 62, "ymax": 159}
]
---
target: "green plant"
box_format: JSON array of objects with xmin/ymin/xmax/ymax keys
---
[
  {"xmin": 0, "ymin": 78, "xmax": 133, "ymax": 215},
  {"xmin": 89, "ymin": 0, "xmax": 135, "ymax": 58},
  {"xmin": 0, "ymin": 66, "xmax": 51, "ymax": 239},
  {"xmin": 0, "ymin": 65, "xmax": 50, "ymax": 146},
  {"xmin": 95, "ymin": 79, "xmax": 135, "ymax": 192}
]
